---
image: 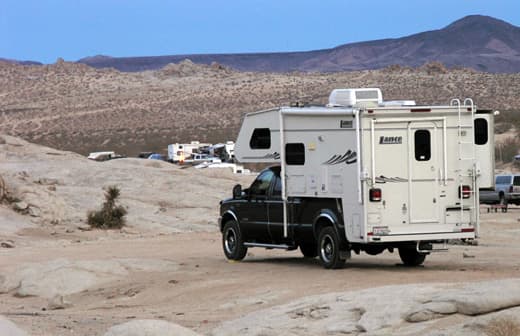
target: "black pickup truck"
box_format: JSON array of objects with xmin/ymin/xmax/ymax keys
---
[{"xmin": 218, "ymin": 166, "xmax": 426, "ymax": 269}]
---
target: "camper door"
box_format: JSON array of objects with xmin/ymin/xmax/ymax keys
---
[{"xmin": 370, "ymin": 119, "xmax": 444, "ymax": 226}]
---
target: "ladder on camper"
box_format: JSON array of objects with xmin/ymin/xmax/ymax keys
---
[{"xmin": 451, "ymin": 98, "xmax": 479, "ymax": 235}]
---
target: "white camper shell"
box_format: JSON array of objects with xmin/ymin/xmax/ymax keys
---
[{"xmin": 235, "ymin": 88, "xmax": 494, "ymax": 245}]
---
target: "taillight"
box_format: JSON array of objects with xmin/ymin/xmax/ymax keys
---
[
  {"xmin": 370, "ymin": 188, "xmax": 382, "ymax": 202},
  {"xmin": 458, "ymin": 185, "xmax": 471, "ymax": 199}
]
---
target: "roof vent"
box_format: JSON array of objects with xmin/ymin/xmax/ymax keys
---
[{"xmin": 327, "ymin": 88, "xmax": 382, "ymax": 107}]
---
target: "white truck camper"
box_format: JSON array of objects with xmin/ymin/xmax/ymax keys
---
[{"xmin": 221, "ymin": 88, "xmax": 494, "ymax": 268}]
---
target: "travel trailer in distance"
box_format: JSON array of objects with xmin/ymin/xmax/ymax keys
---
[
  {"xmin": 167, "ymin": 141, "xmax": 211, "ymax": 163},
  {"xmin": 219, "ymin": 88, "xmax": 495, "ymax": 268}
]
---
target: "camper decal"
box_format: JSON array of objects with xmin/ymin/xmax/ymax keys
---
[
  {"xmin": 379, "ymin": 136, "xmax": 402, "ymax": 144},
  {"xmin": 375, "ymin": 176, "xmax": 407, "ymax": 183},
  {"xmin": 322, "ymin": 150, "xmax": 357, "ymax": 165},
  {"xmin": 242, "ymin": 152, "xmax": 280, "ymax": 160}
]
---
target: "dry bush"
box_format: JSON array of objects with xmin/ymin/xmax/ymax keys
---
[
  {"xmin": 485, "ymin": 316, "xmax": 520, "ymax": 336},
  {"xmin": 495, "ymin": 137, "xmax": 520, "ymax": 163},
  {"xmin": 87, "ymin": 186, "xmax": 127, "ymax": 229}
]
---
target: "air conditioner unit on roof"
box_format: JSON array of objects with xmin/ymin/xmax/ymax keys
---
[{"xmin": 328, "ymin": 88, "xmax": 383, "ymax": 107}]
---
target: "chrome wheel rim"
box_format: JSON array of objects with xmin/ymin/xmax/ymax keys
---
[
  {"xmin": 320, "ymin": 234, "xmax": 334, "ymax": 263},
  {"xmin": 225, "ymin": 227, "xmax": 237, "ymax": 254}
]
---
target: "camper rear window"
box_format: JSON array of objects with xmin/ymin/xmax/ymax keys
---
[
  {"xmin": 414, "ymin": 130, "xmax": 431, "ymax": 161},
  {"xmin": 250, "ymin": 128, "xmax": 271, "ymax": 149},
  {"xmin": 474, "ymin": 118, "xmax": 488, "ymax": 145},
  {"xmin": 285, "ymin": 143, "xmax": 305, "ymax": 165}
]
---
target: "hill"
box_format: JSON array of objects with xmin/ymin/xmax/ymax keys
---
[
  {"xmin": 77, "ymin": 15, "xmax": 520, "ymax": 73},
  {"xmin": 1, "ymin": 58, "xmax": 520, "ymax": 156}
]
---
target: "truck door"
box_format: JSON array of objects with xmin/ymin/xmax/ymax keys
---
[
  {"xmin": 266, "ymin": 174, "xmax": 285, "ymax": 243},
  {"xmin": 408, "ymin": 122, "xmax": 440, "ymax": 224},
  {"xmin": 241, "ymin": 170, "xmax": 272, "ymax": 242}
]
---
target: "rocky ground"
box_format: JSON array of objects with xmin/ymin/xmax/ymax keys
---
[{"xmin": 1, "ymin": 135, "xmax": 520, "ymax": 335}]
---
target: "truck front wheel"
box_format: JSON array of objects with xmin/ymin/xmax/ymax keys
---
[
  {"xmin": 222, "ymin": 220, "xmax": 248, "ymax": 261},
  {"xmin": 318, "ymin": 227, "xmax": 345, "ymax": 269},
  {"xmin": 398, "ymin": 247, "xmax": 426, "ymax": 266}
]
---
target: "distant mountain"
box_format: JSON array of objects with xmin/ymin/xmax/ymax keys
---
[
  {"xmin": 77, "ymin": 15, "xmax": 520, "ymax": 73},
  {"xmin": 0, "ymin": 58, "xmax": 42, "ymax": 66}
]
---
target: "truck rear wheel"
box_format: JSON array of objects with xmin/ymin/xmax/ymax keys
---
[
  {"xmin": 299, "ymin": 243, "xmax": 317, "ymax": 258},
  {"xmin": 398, "ymin": 247, "xmax": 426, "ymax": 266},
  {"xmin": 318, "ymin": 227, "xmax": 345, "ymax": 269},
  {"xmin": 222, "ymin": 220, "xmax": 248, "ymax": 261}
]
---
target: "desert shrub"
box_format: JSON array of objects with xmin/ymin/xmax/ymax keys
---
[
  {"xmin": 87, "ymin": 186, "xmax": 127, "ymax": 229},
  {"xmin": 485, "ymin": 317, "xmax": 520, "ymax": 336},
  {"xmin": 495, "ymin": 137, "xmax": 520, "ymax": 163}
]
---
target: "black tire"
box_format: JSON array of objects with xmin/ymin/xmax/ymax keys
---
[
  {"xmin": 299, "ymin": 242, "xmax": 318, "ymax": 258},
  {"xmin": 318, "ymin": 226, "xmax": 345, "ymax": 269},
  {"xmin": 222, "ymin": 220, "xmax": 248, "ymax": 261},
  {"xmin": 398, "ymin": 247, "xmax": 426, "ymax": 266}
]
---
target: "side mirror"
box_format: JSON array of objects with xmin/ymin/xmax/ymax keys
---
[{"xmin": 232, "ymin": 184, "xmax": 242, "ymax": 199}]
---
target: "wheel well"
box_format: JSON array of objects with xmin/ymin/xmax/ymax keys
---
[
  {"xmin": 314, "ymin": 216, "xmax": 334, "ymax": 239},
  {"xmin": 220, "ymin": 213, "xmax": 236, "ymax": 231}
]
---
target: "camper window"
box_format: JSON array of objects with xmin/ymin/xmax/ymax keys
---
[
  {"xmin": 250, "ymin": 128, "xmax": 271, "ymax": 149},
  {"xmin": 474, "ymin": 118, "xmax": 488, "ymax": 145},
  {"xmin": 414, "ymin": 130, "xmax": 431, "ymax": 161},
  {"xmin": 285, "ymin": 143, "xmax": 305, "ymax": 165}
]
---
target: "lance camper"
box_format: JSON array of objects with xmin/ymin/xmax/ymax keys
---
[{"xmin": 218, "ymin": 88, "xmax": 494, "ymax": 268}]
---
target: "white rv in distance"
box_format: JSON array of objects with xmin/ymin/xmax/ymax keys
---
[
  {"xmin": 167, "ymin": 141, "xmax": 211, "ymax": 163},
  {"xmin": 219, "ymin": 88, "xmax": 495, "ymax": 268}
]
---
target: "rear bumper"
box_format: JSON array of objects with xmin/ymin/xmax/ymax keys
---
[{"xmin": 367, "ymin": 230, "xmax": 475, "ymax": 243}]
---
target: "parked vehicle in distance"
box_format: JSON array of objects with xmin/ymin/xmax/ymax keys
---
[
  {"xmin": 480, "ymin": 174, "xmax": 520, "ymax": 205},
  {"xmin": 183, "ymin": 154, "xmax": 222, "ymax": 165},
  {"xmin": 88, "ymin": 151, "xmax": 124, "ymax": 161},
  {"xmin": 148, "ymin": 153, "xmax": 167, "ymax": 161},
  {"xmin": 138, "ymin": 152, "xmax": 155, "ymax": 159}
]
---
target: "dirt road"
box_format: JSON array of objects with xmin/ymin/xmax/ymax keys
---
[{"xmin": 1, "ymin": 207, "xmax": 519, "ymax": 336}]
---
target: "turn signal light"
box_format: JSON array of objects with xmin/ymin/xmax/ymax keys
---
[
  {"xmin": 370, "ymin": 188, "xmax": 382, "ymax": 202},
  {"xmin": 458, "ymin": 185, "xmax": 471, "ymax": 199}
]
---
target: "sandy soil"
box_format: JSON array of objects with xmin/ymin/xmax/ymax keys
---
[{"xmin": 0, "ymin": 206, "xmax": 519, "ymax": 335}]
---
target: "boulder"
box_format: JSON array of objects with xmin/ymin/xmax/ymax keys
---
[
  {"xmin": 1, "ymin": 258, "xmax": 179, "ymax": 298},
  {"xmin": 104, "ymin": 319, "xmax": 201, "ymax": 336},
  {"xmin": 0, "ymin": 315, "xmax": 29, "ymax": 336}
]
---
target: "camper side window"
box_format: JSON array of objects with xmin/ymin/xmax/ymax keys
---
[
  {"xmin": 250, "ymin": 128, "xmax": 271, "ymax": 149},
  {"xmin": 414, "ymin": 130, "xmax": 431, "ymax": 161},
  {"xmin": 474, "ymin": 118, "xmax": 488, "ymax": 145},
  {"xmin": 285, "ymin": 143, "xmax": 305, "ymax": 165}
]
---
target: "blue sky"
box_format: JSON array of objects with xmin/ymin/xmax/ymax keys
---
[{"xmin": 1, "ymin": 0, "xmax": 519, "ymax": 64}]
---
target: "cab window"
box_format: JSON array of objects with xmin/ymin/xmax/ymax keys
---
[
  {"xmin": 272, "ymin": 176, "xmax": 282, "ymax": 199},
  {"xmin": 250, "ymin": 170, "xmax": 274, "ymax": 197}
]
